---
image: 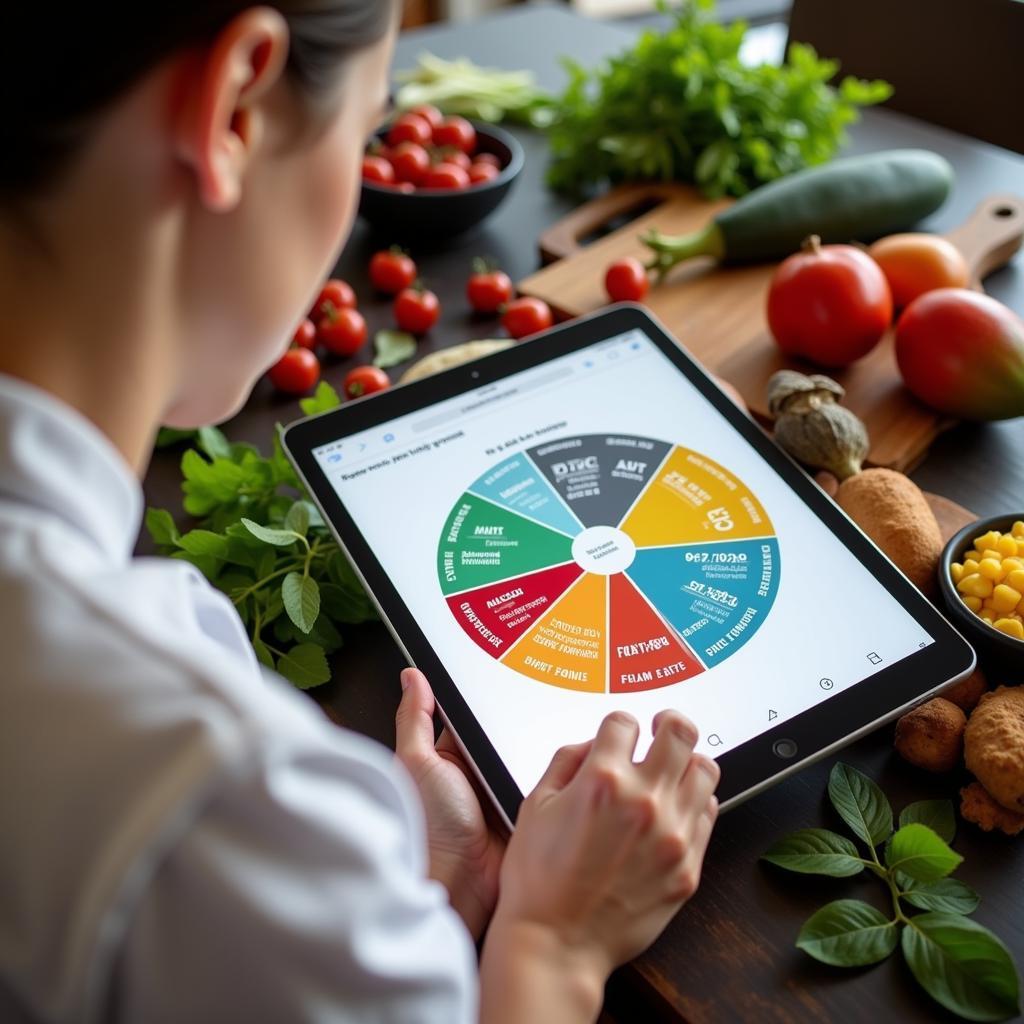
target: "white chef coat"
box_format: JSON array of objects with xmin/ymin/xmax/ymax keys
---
[{"xmin": 0, "ymin": 374, "xmax": 477, "ymax": 1023}]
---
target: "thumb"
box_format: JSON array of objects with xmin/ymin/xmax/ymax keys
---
[{"xmin": 395, "ymin": 667, "xmax": 437, "ymax": 769}]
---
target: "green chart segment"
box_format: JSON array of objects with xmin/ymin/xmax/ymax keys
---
[{"xmin": 438, "ymin": 491, "xmax": 575, "ymax": 595}]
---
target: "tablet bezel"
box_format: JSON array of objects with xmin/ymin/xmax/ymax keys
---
[{"xmin": 283, "ymin": 304, "xmax": 976, "ymax": 819}]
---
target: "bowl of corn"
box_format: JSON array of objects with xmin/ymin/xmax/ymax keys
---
[{"xmin": 939, "ymin": 514, "xmax": 1024, "ymax": 679}]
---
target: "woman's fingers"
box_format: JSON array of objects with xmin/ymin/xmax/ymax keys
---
[
  {"xmin": 394, "ymin": 667, "xmax": 438, "ymax": 771},
  {"xmin": 589, "ymin": 711, "xmax": 641, "ymax": 763},
  {"xmin": 676, "ymin": 754, "xmax": 721, "ymax": 826},
  {"xmin": 641, "ymin": 710, "xmax": 698, "ymax": 787},
  {"xmin": 533, "ymin": 739, "xmax": 593, "ymax": 796}
]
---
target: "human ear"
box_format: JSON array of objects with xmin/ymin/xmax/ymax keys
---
[{"xmin": 173, "ymin": 7, "xmax": 290, "ymax": 212}]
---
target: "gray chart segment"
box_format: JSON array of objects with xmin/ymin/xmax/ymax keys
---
[{"xmin": 526, "ymin": 434, "xmax": 672, "ymax": 530}]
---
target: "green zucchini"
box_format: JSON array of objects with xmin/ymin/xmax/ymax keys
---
[{"xmin": 642, "ymin": 149, "xmax": 954, "ymax": 275}]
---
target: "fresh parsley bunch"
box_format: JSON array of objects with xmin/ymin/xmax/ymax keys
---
[
  {"xmin": 545, "ymin": 0, "xmax": 892, "ymax": 198},
  {"xmin": 146, "ymin": 382, "xmax": 377, "ymax": 689},
  {"xmin": 763, "ymin": 763, "xmax": 1020, "ymax": 1022}
]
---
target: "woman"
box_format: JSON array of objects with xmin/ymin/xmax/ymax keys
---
[{"xmin": 0, "ymin": 3, "xmax": 720, "ymax": 1021}]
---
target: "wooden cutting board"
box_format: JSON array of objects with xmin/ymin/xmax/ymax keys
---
[{"xmin": 518, "ymin": 187, "xmax": 1024, "ymax": 471}]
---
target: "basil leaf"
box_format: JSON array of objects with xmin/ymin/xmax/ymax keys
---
[
  {"xmin": 197, "ymin": 425, "xmax": 232, "ymax": 461},
  {"xmin": 901, "ymin": 913, "xmax": 1020, "ymax": 1022},
  {"xmin": 275, "ymin": 642, "xmax": 330, "ymax": 690},
  {"xmin": 899, "ymin": 876, "xmax": 980, "ymax": 916},
  {"xmin": 145, "ymin": 508, "xmax": 179, "ymax": 547},
  {"xmin": 299, "ymin": 381, "xmax": 341, "ymax": 417},
  {"xmin": 796, "ymin": 899, "xmax": 899, "ymax": 967},
  {"xmin": 176, "ymin": 529, "xmax": 230, "ymax": 559},
  {"xmin": 373, "ymin": 329, "xmax": 417, "ymax": 369},
  {"xmin": 828, "ymin": 763, "xmax": 893, "ymax": 848},
  {"xmin": 885, "ymin": 824, "xmax": 962, "ymax": 883},
  {"xmin": 282, "ymin": 572, "xmax": 320, "ymax": 634},
  {"xmin": 899, "ymin": 800, "xmax": 956, "ymax": 844},
  {"xmin": 252, "ymin": 637, "xmax": 275, "ymax": 670},
  {"xmin": 284, "ymin": 501, "xmax": 310, "ymax": 537},
  {"xmin": 761, "ymin": 829, "xmax": 864, "ymax": 877},
  {"xmin": 240, "ymin": 518, "xmax": 303, "ymax": 547}
]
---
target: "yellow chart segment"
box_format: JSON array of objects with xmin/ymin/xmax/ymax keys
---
[
  {"xmin": 500, "ymin": 572, "xmax": 607, "ymax": 692},
  {"xmin": 620, "ymin": 446, "xmax": 774, "ymax": 547}
]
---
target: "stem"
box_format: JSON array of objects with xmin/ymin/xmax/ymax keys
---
[
  {"xmin": 231, "ymin": 563, "xmax": 300, "ymax": 605},
  {"xmin": 640, "ymin": 221, "xmax": 726, "ymax": 281},
  {"xmin": 885, "ymin": 870, "xmax": 910, "ymax": 925}
]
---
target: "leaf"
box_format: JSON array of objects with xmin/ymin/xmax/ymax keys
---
[
  {"xmin": 282, "ymin": 572, "xmax": 321, "ymax": 634},
  {"xmin": 299, "ymin": 381, "xmax": 341, "ymax": 417},
  {"xmin": 154, "ymin": 426, "xmax": 196, "ymax": 448},
  {"xmin": 761, "ymin": 829, "xmax": 864, "ymax": 877},
  {"xmin": 901, "ymin": 913, "xmax": 1020, "ymax": 1021},
  {"xmin": 900, "ymin": 800, "xmax": 956, "ymax": 845},
  {"xmin": 145, "ymin": 508, "xmax": 179, "ymax": 547},
  {"xmin": 284, "ymin": 501, "xmax": 310, "ymax": 537},
  {"xmin": 828, "ymin": 762, "xmax": 893, "ymax": 848},
  {"xmin": 275, "ymin": 642, "xmax": 331, "ymax": 689},
  {"xmin": 176, "ymin": 529, "xmax": 230, "ymax": 559},
  {"xmin": 900, "ymin": 876, "xmax": 980, "ymax": 916},
  {"xmin": 240, "ymin": 518, "xmax": 303, "ymax": 548},
  {"xmin": 796, "ymin": 899, "xmax": 899, "ymax": 967},
  {"xmin": 885, "ymin": 824, "xmax": 962, "ymax": 883},
  {"xmin": 252, "ymin": 637, "xmax": 275, "ymax": 670},
  {"xmin": 373, "ymin": 329, "xmax": 417, "ymax": 369},
  {"xmin": 197, "ymin": 425, "xmax": 232, "ymax": 461}
]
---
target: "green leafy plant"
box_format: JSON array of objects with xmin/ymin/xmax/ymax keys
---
[
  {"xmin": 146, "ymin": 382, "xmax": 376, "ymax": 689},
  {"xmin": 763, "ymin": 763, "xmax": 1020, "ymax": 1021},
  {"xmin": 544, "ymin": 0, "xmax": 892, "ymax": 199}
]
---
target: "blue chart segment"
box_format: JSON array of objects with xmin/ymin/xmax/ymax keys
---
[
  {"xmin": 467, "ymin": 454, "xmax": 582, "ymax": 538},
  {"xmin": 627, "ymin": 538, "xmax": 781, "ymax": 666}
]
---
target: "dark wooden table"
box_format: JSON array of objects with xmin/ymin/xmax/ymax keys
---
[{"xmin": 141, "ymin": 7, "xmax": 1024, "ymax": 1021}]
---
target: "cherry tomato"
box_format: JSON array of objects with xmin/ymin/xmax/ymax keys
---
[
  {"xmin": 394, "ymin": 287, "xmax": 441, "ymax": 334},
  {"xmin": 361, "ymin": 154, "xmax": 395, "ymax": 186},
  {"xmin": 435, "ymin": 148, "xmax": 471, "ymax": 172},
  {"xmin": 310, "ymin": 279, "xmax": 356, "ymax": 321},
  {"xmin": 408, "ymin": 104, "xmax": 443, "ymax": 129},
  {"xmin": 605, "ymin": 258, "xmax": 649, "ymax": 303},
  {"xmin": 387, "ymin": 113, "xmax": 433, "ymax": 148},
  {"xmin": 868, "ymin": 233, "xmax": 970, "ymax": 309},
  {"xmin": 468, "ymin": 163, "xmax": 499, "ymax": 186},
  {"xmin": 473, "ymin": 152, "xmax": 502, "ymax": 170},
  {"xmin": 344, "ymin": 365, "xmax": 391, "ymax": 399},
  {"xmin": 292, "ymin": 318, "xmax": 317, "ymax": 350},
  {"xmin": 389, "ymin": 142, "xmax": 430, "ymax": 185},
  {"xmin": 766, "ymin": 237, "xmax": 893, "ymax": 367},
  {"xmin": 268, "ymin": 348, "xmax": 320, "ymax": 394},
  {"xmin": 369, "ymin": 249, "xmax": 418, "ymax": 295},
  {"xmin": 467, "ymin": 262, "xmax": 513, "ymax": 314},
  {"xmin": 432, "ymin": 116, "xmax": 477, "ymax": 154},
  {"xmin": 422, "ymin": 162, "xmax": 471, "ymax": 190},
  {"xmin": 317, "ymin": 307, "xmax": 367, "ymax": 357},
  {"xmin": 387, "ymin": 181, "xmax": 416, "ymax": 194},
  {"xmin": 502, "ymin": 297, "xmax": 553, "ymax": 339}
]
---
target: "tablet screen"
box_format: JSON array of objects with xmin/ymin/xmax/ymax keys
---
[{"xmin": 312, "ymin": 327, "xmax": 934, "ymax": 796}]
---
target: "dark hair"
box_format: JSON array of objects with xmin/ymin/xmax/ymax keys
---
[{"xmin": 2, "ymin": 2, "xmax": 396, "ymax": 200}]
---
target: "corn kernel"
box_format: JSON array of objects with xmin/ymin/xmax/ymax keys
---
[
  {"xmin": 980, "ymin": 549, "xmax": 1002, "ymax": 563},
  {"xmin": 957, "ymin": 574, "xmax": 994, "ymax": 599},
  {"xmin": 1017, "ymin": 540, "xmax": 1024, "ymax": 556},
  {"xmin": 950, "ymin": 562, "xmax": 965, "ymax": 583},
  {"xmin": 980, "ymin": 608, "xmax": 996, "ymax": 623},
  {"xmin": 997, "ymin": 534, "xmax": 1019, "ymax": 557},
  {"xmin": 962, "ymin": 559, "xmax": 981, "ymax": 576},
  {"xmin": 1002, "ymin": 558, "xmax": 1024, "ymax": 575},
  {"xmin": 963, "ymin": 595, "xmax": 983, "ymax": 612},
  {"xmin": 994, "ymin": 617, "xmax": 1024, "ymax": 640},
  {"xmin": 975, "ymin": 531, "xmax": 1001, "ymax": 551},
  {"xmin": 963, "ymin": 550, "xmax": 982, "ymax": 561},
  {"xmin": 1013, "ymin": 521, "xmax": 1024, "ymax": 538},
  {"xmin": 1006, "ymin": 569, "xmax": 1024, "ymax": 593},
  {"xmin": 979, "ymin": 558, "xmax": 1005, "ymax": 581},
  {"xmin": 991, "ymin": 583, "xmax": 1022, "ymax": 614}
]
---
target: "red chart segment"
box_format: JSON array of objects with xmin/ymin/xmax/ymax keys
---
[
  {"xmin": 608, "ymin": 574, "xmax": 704, "ymax": 693},
  {"xmin": 446, "ymin": 562, "xmax": 583, "ymax": 658}
]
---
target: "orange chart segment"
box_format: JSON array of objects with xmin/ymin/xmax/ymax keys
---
[
  {"xmin": 501, "ymin": 573, "xmax": 607, "ymax": 692},
  {"xmin": 621, "ymin": 446, "xmax": 773, "ymax": 547},
  {"xmin": 608, "ymin": 575, "xmax": 704, "ymax": 693}
]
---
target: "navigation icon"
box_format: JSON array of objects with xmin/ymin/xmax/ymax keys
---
[
  {"xmin": 819, "ymin": 678, "xmax": 834, "ymax": 691},
  {"xmin": 707, "ymin": 734, "xmax": 723, "ymax": 747},
  {"xmin": 867, "ymin": 652, "xmax": 882, "ymax": 665},
  {"xmin": 768, "ymin": 709, "xmax": 778, "ymax": 722}
]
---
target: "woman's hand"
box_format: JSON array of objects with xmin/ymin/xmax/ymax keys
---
[{"xmin": 395, "ymin": 667, "xmax": 506, "ymax": 942}]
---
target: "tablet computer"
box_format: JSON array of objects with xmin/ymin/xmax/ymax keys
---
[{"xmin": 283, "ymin": 305, "xmax": 975, "ymax": 824}]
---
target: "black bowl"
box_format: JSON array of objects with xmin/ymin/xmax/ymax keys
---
[
  {"xmin": 937, "ymin": 513, "xmax": 1024, "ymax": 681},
  {"xmin": 358, "ymin": 121, "xmax": 524, "ymax": 240}
]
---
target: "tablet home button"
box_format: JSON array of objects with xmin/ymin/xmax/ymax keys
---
[{"xmin": 772, "ymin": 738, "xmax": 798, "ymax": 759}]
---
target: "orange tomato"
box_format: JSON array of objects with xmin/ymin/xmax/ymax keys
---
[{"xmin": 868, "ymin": 233, "xmax": 969, "ymax": 309}]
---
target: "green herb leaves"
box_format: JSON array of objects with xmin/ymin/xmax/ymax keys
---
[
  {"xmin": 146, "ymin": 413, "xmax": 377, "ymax": 691},
  {"xmin": 373, "ymin": 329, "xmax": 417, "ymax": 369},
  {"xmin": 763, "ymin": 763, "xmax": 1020, "ymax": 1021},
  {"xmin": 544, "ymin": 0, "xmax": 891, "ymax": 199}
]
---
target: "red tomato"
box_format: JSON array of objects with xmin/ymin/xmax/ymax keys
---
[
  {"xmin": 369, "ymin": 249, "xmax": 418, "ymax": 294},
  {"xmin": 387, "ymin": 113, "xmax": 433, "ymax": 148},
  {"xmin": 394, "ymin": 287, "xmax": 441, "ymax": 334},
  {"xmin": 436, "ymin": 148, "xmax": 471, "ymax": 172},
  {"xmin": 408, "ymin": 104, "xmax": 443, "ymax": 129},
  {"xmin": 473, "ymin": 152, "xmax": 501, "ymax": 170},
  {"xmin": 605, "ymin": 258, "xmax": 650, "ymax": 303},
  {"xmin": 387, "ymin": 181, "xmax": 416, "ymax": 194},
  {"xmin": 895, "ymin": 288, "xmax": 1024, "ymax": 420},
  {"xmin": 344, "ymin": 365, "xmax": 391, "ymax": 399},
  {"xmin": 868, "ymin": 233, "xmax": 970, "ymax": 309},
  {"xmin": 468, "ymin": 163, "xmax": 499, "ymax": 186},
  {"xmin": 317, "ymin": 307, "xmax": 367, "ymax": 357},
  {"xmin": 268, "ymin": 348, "xmax": 320, "ymax": 394},
  {"xmin": 502, "ymin": 297, "xmax": 553, "ymax": 339},
  {"xmin": 292, "ymin": 318, "xmax": 317, "ymax": 350},
  {"xmin": 389, "ymin": 142, "xmax": 430, "ymax": 185},
  {"xmin": 467, "ymin": 264, "xmax": 513, "ymax": 314},
  {"xmin": 421, "ymin": 162, "xmax": 471, "ymax": 190},
  {"xmin": 766, "ymin": 238, "xmax": 893, "ymax": 367},
  {"xmin": 432, "ymin": 116, "xmax": 477, "ymax": 154},
  {"xmin": 310, "ymin": 279, "xmax": 356, "ymax": 321},
  {"xmin": 361, "ymin": 154, "xmax": 395, "ymax": 186}
]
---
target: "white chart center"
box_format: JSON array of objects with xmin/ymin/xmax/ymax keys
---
[{"xmin": 571, "ymin": 525, "xmax": 637, "ymax": 575}]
